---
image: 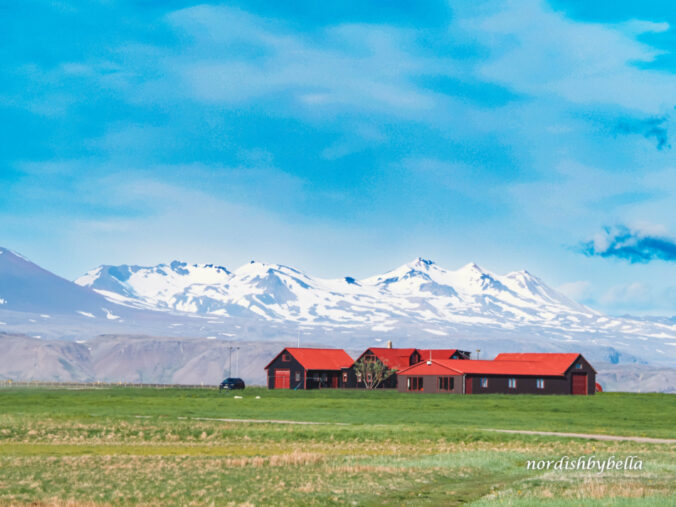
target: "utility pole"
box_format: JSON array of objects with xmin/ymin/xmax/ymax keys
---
[
  {"xmin": 235, "ymin": 346, "xmax": 240, "ymax": 377},
  {"xmin": 476, "ymin": 349, "xmax": 481, "ymax": 360},
  {"xmin": 228, "ymin": 346, "xmax": 235, "ymax": 378}
]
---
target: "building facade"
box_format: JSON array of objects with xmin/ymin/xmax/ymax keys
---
[
  {"xmin": 397, "ymin": 353, "xmax": 596, "ymax": 395},
  {"xmin": 265, "ymin": 347, "xmax": 354, "ymax": 389},
  {"xmin": 342, "ymin": 346, "xmax": 471, "ymax": 388}
]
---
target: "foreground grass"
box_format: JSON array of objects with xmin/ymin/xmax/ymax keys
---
[
  {"xmin": 0, "ymin": 387, "xmax": 673, "ymax": 505},
  {"xmin": 0, "ymin": 387, "xmax": 673, "ymax": 438}
]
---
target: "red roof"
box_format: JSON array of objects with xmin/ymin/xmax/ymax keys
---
[
  {"xmin": 397, "ymin": 360, "xmax": 460, "ymax": 376},
  {"xmin": 399, "ymin": 354, "xmax": 586, "ymax": 377},
  {"xmin": 417, "ymin": 349, "xmax": 460, "ymax": 361},
  {"xmin": 494, "ymin": 353, "xmax": 585, "ymax": 373},
  {"xmin": 264, "ymin": 348, "xmax": 353, "ymax": 371},
  {"xmin": 363, "ymin": 348, "xmax": 418, "ymax": 371}
]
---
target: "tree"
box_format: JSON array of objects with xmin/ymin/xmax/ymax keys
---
[{"xmin": 353, "ymin": 356, "xmax": 396, "ymax": 389}]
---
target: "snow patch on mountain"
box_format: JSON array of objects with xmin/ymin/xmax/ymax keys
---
[{"xmin": 74, "ymin": 256, "xmax": 629, "ymax": 337}]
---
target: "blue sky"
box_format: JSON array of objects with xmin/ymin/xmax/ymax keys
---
[{"xmin": 1, "ymin": 0, "xmax": 675, "ymax": 316}]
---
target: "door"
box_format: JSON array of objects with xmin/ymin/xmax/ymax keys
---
[
  {"xmin": 465, "ymin": 376, "xmax": 473, "ymax": 394},
  {"xmin": 572, "ymin": 373, "xmax": 587, "ymax": 395},
  {"xmin": 274, "ymin": 369, "xmax": 290, "ymax": 389},
  {"xmin": 331, "ymin": 375, "xmax": 338, "ymax": 388}
]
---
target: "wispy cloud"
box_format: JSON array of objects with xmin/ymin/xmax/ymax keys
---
[
  {"xmin": 162, "ymin": 6, "xmax": 445, "ymax": 114},
  {"xmin": 459, "ymin": 0, "xmax": 676, "ymax": 113},
  {"xmin": 581, "ymin": 225, "xmax": 676, "ymax": 263},
  {"xmin": 557, "ymin": 280, "xmax": 593, "ymax": 302}
]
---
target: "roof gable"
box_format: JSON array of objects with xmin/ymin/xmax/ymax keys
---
[
  {"xmin": 417, "ymin": 349, "xmax": 459, "ymax": 361},
  {"xmin": 398, "ymin": 360, "xmax": 463, "ymax": 376},
  {"xmin": 361, "ymin": 348, "xmax": 418, "ymax": 370}
]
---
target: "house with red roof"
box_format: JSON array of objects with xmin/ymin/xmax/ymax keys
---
[
  {"xmin": 342, "ymin": 344, "xmax": 471, "ymax": 388},
  {"xmin": 265, "ymin": 347, "xmax": 354, "ymax": 389},
  {"xmin": 396, "ymin": 353, "xmax": 596, "ymax": 395},
  {"xmin": 342, "ymin": 347, "xmax": 421, "ymax": 388}
]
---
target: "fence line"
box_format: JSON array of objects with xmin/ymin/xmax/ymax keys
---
[{"xmin": 0, "ymin": 380, "xmax": 218, "ymax": 389}]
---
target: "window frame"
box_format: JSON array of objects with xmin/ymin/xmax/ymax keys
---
[
  {"xmin": 438, "ymin": 376, "xmax": 454, "ymax": 391},
  {"xmin": 407, "ymin": 376, "xmax": 423, "ymax": 391},
  {"xmin": 281, "ymin": 352, "xmax": 291, "ymax": 362},
  {"xmin": 536, "ymin": 378, "xmax": 545, "ymax": 389},
  {"xmin": 295, "ymin": 371, "xmax": 301, "ymax": 382},
  {"xmin": 480, "ymin": 377, "xmax": 488, "ymax": 389},
  {"xmin": 508, "ymin": 378, "xmax": 517, "ymax": 389}
]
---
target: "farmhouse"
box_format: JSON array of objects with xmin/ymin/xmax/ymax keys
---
[
  {"xmin": 396, "ymin": 353, "xmax": 596, "ymax": 395},
  {"xmin": 342, "ymin": 347, "xmax": 420, "ymax": 388},
  {"xmin": 265, "ymin": 347, "xmax": 353, "ymax": 389},
  {"xmin": 342, "ymin": 345, "xmax": 471, "ymax": 388}
]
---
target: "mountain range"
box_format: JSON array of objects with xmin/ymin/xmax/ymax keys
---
[
  {"xmin": 75, "ymin": 257, "xmax": 594, "ymax": 328},
  {"xmin": 1, "ymin": 246, "xmax": 676, "ymax": 389}
]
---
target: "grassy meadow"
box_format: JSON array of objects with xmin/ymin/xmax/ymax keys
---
[{"xmin": 0, "ymin": 387, "xmax": 674, "ymax": 505}]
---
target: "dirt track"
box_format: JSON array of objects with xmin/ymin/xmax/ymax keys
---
[{"xmin": 484, "ymin": 428, "xmax": 676, "ymax": 444}]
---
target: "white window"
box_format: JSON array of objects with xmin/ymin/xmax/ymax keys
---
[
  {"xmin": 576, "ymin": 363, "xmax": 583, "ymax": 369},
  {"xmin": 295, "ymin": 371, "xmax": 301, "ymax": 382},
  {"xmin": 480, "ymin": 378, "xmax": 488, "ymax": 388},
  {"xmin": 508, "ymin": 378, "xmax": 517, "ymax": 389},
  {"xmin": 536, "ymin": 378, "xmax": 544, "ymax": 389}
]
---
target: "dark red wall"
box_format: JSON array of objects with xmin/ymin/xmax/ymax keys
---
[
  {"xmin": 396, "ymin": 355, "xmax": 596, "ymax": 395},
  {"xmin": 266, "ymin": 351, "xmax": 305, "ymax": 389}
]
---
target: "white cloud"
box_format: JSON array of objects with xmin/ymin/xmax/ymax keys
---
[
  {"xmin": 601, "ymin": 282, "xmax": 653, "ymax": 308},
  {"xmin": 163, "ymin": 6, "xmax": 441, "ymax": 113},
  {"xmin": 557, "ymin": 280, "xmax": 593, "ymax": 302},
  {"xmin": 460, "ymin": 0, "xmax": 676, "ymax": 113}
]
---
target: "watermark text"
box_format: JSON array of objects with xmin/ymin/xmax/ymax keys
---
[{"xmin": 526, "ymin": 455, "xmax": 643, "ymax": 474}]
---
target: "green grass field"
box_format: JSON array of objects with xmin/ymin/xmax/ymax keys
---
[{"xmin": 0, "ymin": 387, "xmax": 674, "ymax": 505}]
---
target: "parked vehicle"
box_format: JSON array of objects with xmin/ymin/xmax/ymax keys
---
[{"xmin": 219, "ymin": 377, "xmax": 245, "ymax": 390}]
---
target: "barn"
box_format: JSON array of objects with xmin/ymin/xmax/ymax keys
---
[
  {"xmin": 265, "ymin": 347, "xmax": 353, "ymax": 389},
  {"xmin": 396, "ymin": 353, "xmax": 596, "ymax": 395}
]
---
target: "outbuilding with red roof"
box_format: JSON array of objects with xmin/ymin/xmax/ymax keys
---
[{"xmin": 265, "ymin": 347, "xmax": 354, "ymax": 390}]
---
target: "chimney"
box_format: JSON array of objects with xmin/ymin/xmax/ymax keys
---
[{"xmin": 386, "ymin": 340, "xmax": 392, "ymax": 349}]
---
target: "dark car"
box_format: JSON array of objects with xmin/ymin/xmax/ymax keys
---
[{"xmin": 219, "ymin": 377, "xmax": 245, "ymax": 390}]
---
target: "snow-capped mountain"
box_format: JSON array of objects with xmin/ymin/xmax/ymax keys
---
[
  {"xmin": 74, "ymin": 256, "xmax": 636, "ymax": 336},
  {"xmin": 72, "ymin": 256, "xmax": 676, "ymax": 370}
]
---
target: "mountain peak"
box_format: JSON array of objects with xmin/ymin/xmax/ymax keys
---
[
  {"xmin": 410, "ymin": 257, "xmax": 434, "ymax": 268},
  {"xmin": 458, "ymin": 262, "xmax": 485, "ymax": 273}
]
